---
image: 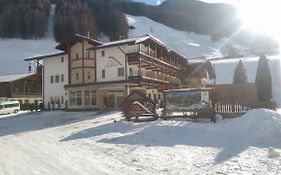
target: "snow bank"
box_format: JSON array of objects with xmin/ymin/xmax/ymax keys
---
[{"xmin": 220, "ymin": 109, "xmax": 281, "ymax": 146}]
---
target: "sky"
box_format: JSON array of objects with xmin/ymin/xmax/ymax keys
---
[
  {"xmin": 133, "ymin": 0, "xmax": 164, "ymax": 5},
  {"xmin": 133, "ymin": 0, "xmax": 234, "ymax": 6}
]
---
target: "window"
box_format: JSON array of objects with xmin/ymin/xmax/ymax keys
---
[
  {"xmin": 76, "ymin": 91, "xmax": 82, "ymax": 106},
  {"xmin": 101, "ymin": 50, "xmax": 105, "ymax": 57},
  {"xmin": 55, "ymin": 75, "xmax": 60, "ymax": 83},
  {"xmin": 50, "ymin": 76, "xmax": 53, "ymax": 83},
  {"xmin": 61, "ymin": 74, "xmax": 64, "ymax": 82},
  {"xmin": 87, "ymin": 51, "xmax": 91, "ymax": 59},
  {"xmin": 118, "ymin": 67, "xmax": 125, "ymax": 77},
  {"xmin": 87, "ymin": 72, "xmax": 91, "ymax": 80},
  {"xmin": 61, "ymin": 57, "xmax": 64, "ymax": 63},
  {"xmin": 76, "ymin": 53, "xmax": 79, "ymax": 60},
  {"xmin": 70, "ymin": 91, "xmax": 75, "ymax": 105},
  {"xmin": 102, "ymin": 69, "xmax": 105, "ymax": 78},
  {"xmin": 91, "ymin": 90, "xmax": 96, "ymax": 105},
  {"xmin": 129, "ymin": 68, "xmax": 133, "ymax": 76},
  {"xmin": 85, "ymin": 90, "xmax": 90, "ymax": 105},
  {"xmin": 76, "ymin": 73, "xmax": 79, "ymax": 80}
]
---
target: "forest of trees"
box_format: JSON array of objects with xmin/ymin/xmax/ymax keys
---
[
  {"xmin": 0, "ymin": 0, "xmax": 129, "ymax": 42},
  {"xmin": 0, "ymin": 0, "xmax": 278, "ymax": 51},
  {"xmin": 0, "ymin": 0, "xmax": 50, "ymax": 38},
  {"xmin": 53, "ymin": 0, "xmax": 98, "ymax": 42},
  {"xmin": 54, "ymin": 0, "xmax": 128, "ymax": 42}
]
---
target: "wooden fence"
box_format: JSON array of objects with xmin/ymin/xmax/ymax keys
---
[{"xmin": 215, "ymin": 103, "xmax": 250, "ymax": 114}]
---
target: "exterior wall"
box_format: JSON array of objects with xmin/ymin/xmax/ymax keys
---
[
  {"xmin": 0, "ymin": 74, "xmax": 42, "ymax": 104},
  {"xmin": 212, "ymin": 83, "xmax": 258, "ymax": 104},
  {"xmin": 70, "ymin": 41, "xmax": 96, "ymax": 85},
  {"xmin": 0, "ymin": 83, "xmax": 10, "ymax": 97},
  {"xmin": 67, "ymin": 86, "xmax": 127, "ymax": 110},
  {"xmin": 43, "ymin": 54, "xmax": 68, "ymax": 109},
  {"xmin": 96, "ymin": 46, "xmax": 127, "ymax": 82}
]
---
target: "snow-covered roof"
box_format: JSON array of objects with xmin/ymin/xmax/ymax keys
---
[
  {"xmin": 96, "ymin": 35, "xmax": 165, "ymax": 49},
  {"xmin": 25, "ymin": 51, "xmax": 65, "ymax": 61},
  {"xmin": 56, "ymin": 34, "xmax": 103, "ymax": 51},
  {"xmin": 0, "ymin": 73, "xmax": 35, "ymax": 83}
]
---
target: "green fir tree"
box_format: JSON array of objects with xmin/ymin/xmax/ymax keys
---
[
  {"xmin": 233, "ymin": 60, "xmax": 247, "ymax": 84},
  {"xmin": 255, "ymin": 55, "xmax": 272, "ymax": 101}
]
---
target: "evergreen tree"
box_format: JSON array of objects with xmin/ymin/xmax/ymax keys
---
[
  {"xmin": 233, "ymin": 60, "xmax": 247, "ymax": 84},
  {"xmin": 255, "ymin": 55, "xmax": 272, "ymax": 101}
]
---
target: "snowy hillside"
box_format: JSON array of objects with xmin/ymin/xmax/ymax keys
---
[
  {"xmin": 1, "ymin": 110, "xmax": 281, "ymax": 174},
  {"xmin": 0, "ymin": 38, "xmax": 58, "ymax": 74},
  {"xmin": 127, "ymin": 14, "xmax": 225, "ymax": 59},
  {"xmin": 0, "ymin": 14, "xmax": 280, "ymax": 106},
  {"xmin": 1, "ymin": 14, "xmax": 225, "ymax": 74}
]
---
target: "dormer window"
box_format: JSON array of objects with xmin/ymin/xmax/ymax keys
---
[
  {"xmin": 76, "ymin": 53, "xmax": 79, "ymax": 60},
  {"xmin": 101, "ymin": 50, "xmax": 105, "ymax": 57}
]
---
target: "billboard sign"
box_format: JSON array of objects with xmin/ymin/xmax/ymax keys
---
[{"xmin": 165, "ymin": 90, "xmax": 210, "ymax": 111}]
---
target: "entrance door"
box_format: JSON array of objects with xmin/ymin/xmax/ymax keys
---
[
  {"xmin": 107, "ymin": 94, "xmax": 115, "ymax": 109},
  {"xmin": 116, "ymin": 95, "xmax": 124, "ymax": 109},
  {"xmin": 107, "ymin": 93, "xmax": 124, "ymax": 109}
]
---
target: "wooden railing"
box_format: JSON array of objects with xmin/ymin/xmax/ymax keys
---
[{"xmin": 215, "ymin": 103, "xmax": 250, "ymax": 114}]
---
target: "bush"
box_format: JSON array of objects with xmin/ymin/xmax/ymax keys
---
[
  {"xmin": 30, "ymin": 103, "xmax": 34, "ymax": 111},
  {"xmin": 47, "ymin": 102, "xmax": 51, "ymax": 110}
]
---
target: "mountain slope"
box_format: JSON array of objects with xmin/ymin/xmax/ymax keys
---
[
  {"xmin": 127, "ymin": 14, "xmax": 224, "ymax": 58},
  {"xmin": 0, "ymin": 38, "xmax": 57, "ymax": 74}
]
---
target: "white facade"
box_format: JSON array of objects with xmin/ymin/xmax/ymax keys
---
[
  {"xmin": 43, "ymin": 54, "xmax": 68, "ymax": 109},
  {"xmin": 96, "ymin": 44, "xmax": 138, "ymax": 82}
]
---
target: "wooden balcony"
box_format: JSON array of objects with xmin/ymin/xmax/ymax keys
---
[
  {"xmin": 128, "ymin": 76, "xmax": 177, "ymax": 91},
  {"xmin": 127, "ymin": 52, "xmax": 186, "ymax": 79},
  {"xmin": 11, "ymin": 92, "xmax": 42, "ymax": 98}
]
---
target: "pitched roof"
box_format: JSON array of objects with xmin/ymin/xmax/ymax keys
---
[
  {"xmin": 0, "ymin": 73, "xmax": 35, "ymax": 83},
  {"xmin": 187, "ymin": 60, "xmax": 216, "ymax": 79},
  {"xmin": 56, "ymin": 34, "xmax": 103, "ymax": 51},
  {"xmin": 25, "ymin": 51, "xmax": 66, "ymax": 61},
  {"xmin": 95, "ymin": 35, "xmax": 165, "ymax": 49}
]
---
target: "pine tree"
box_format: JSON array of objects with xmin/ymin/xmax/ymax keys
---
[
  {"xmin": 233, "ymin": 60, "xmax": 247, "ymax": 84},
  {"xmin": 255, "ymin": 55, "xmax": 272, "ymax": 101}
]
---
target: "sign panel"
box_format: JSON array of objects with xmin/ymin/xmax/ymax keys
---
[{"xmin": 165, "ymin": 91, "xmax": 209, "ymax": 111}]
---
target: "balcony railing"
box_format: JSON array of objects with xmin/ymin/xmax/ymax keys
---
[{"xmin": 11, "ymin": 92, "xmax": 42, "ymax": 98}]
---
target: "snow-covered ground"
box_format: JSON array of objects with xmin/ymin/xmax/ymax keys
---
[{"xmin": 0, "ymin": 109, "xmax": 281, "ymax": 175}]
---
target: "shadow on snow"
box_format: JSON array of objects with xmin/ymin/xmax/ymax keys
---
[
  {"xmin": 0, "ymin": 110, "xmax": 116, "ymax": 137},
  {"xmin": 61, "ymin": 117, "xmax": 281, "ymax": 164}
]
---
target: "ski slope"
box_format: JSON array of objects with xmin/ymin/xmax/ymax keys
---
[
  {"xmin": 0, "ymin": 38, "xmax": 58, "ymax": 74},
  {"xmin": 127, "ymin": 14, "xmax": 225, "ymax": 59}
]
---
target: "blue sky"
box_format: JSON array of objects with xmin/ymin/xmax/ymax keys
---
[{"xmin": 133, "ymin": 0, "xmax": 165, "ymax": 5}]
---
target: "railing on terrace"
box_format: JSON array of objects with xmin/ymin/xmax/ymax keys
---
[
  {"xmin": 11, "ymin": 92, "xmax": 42, "ymax": 98},
  {"xmin": 215, "ymin": 103, "xmax": 250, "ymax": 114}
]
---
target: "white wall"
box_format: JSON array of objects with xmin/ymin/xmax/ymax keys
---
[
  {"xmin": 43, "ymin": 54, "xmax": 68, "ymax": 109},
  {"xmin": 96, "ymin": 46, "xmax": 127, "ymax": 82}
]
